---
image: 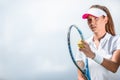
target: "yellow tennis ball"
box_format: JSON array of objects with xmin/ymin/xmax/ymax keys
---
[{"xmin": 77, "ymin": 40, "xmax": 84, "ymax": 48}]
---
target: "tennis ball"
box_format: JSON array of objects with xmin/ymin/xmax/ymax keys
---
[{"xmin": 77, "ymin": 40, "xmax": 84, "ymax": 48}]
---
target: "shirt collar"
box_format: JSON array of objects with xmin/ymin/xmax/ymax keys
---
[{"xmin": 87, "ymin": 32, "xmax": 112, "ymax": 44}]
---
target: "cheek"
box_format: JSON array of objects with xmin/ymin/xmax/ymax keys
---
[
  {"xmin": 96, "ymin": 20, "xmax": 106, "ymax": 27},
  {"xmin": 97, "ymin": 24, "xmax": 105, "ymax": 30}
]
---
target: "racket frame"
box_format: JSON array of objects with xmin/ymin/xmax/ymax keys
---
[{"xmin": 67, "ymin": 25, "xmax": 90, "ymax": 80}]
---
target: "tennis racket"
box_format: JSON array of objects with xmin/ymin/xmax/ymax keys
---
[{"xmin": 67, "ymin": 25, "xmax": 91, "ymax": 80}]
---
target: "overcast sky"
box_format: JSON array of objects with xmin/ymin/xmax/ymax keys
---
[{"xmin": 0, "ymin": 0, "xmax": 120, "ymax": 80}]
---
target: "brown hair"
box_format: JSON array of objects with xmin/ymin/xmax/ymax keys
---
[{"xmin": 90, "ymin": 5, "xmax": 115, "ymax": 36}]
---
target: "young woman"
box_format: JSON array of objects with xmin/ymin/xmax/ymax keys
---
[{"xmin": 77, "ymin": 5, "xmax": 120, "ymax": 80}]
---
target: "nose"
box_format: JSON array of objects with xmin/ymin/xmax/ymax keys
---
[{"xmin": 91, "ymin": 18, "xmax": 96, "ymax": 24}]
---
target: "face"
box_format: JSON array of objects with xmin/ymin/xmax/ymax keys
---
[{"xmin": 87, "ymin": 15, "xmax": 108, "ymax": 33}]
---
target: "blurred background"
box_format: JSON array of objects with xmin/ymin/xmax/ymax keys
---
[{"xmin": 0, "ymin": 0, "xmax": 120, "ymax": 80}]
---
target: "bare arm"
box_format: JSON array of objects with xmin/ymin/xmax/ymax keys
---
[
  {"xmin": 77, "ymin": 61, "xmax": 87, "ymax": 80},
  {"xmin": 79, "ymin": 41, "xmax": 120, "ymax": 73},
  {"xmin": 101, "ymin": 49, "xmax": 120, "ymax": 73},
  {"xmin": 78, "ymin": 69, "xmax": 87, "ymax": 80}
]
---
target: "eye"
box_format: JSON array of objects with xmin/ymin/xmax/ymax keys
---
[
  {"xmin": 95, "ymin": 17, "xmax": 99, "ymax": 21},
  {"xmin": 87, "ymin": 18, "xmax": 92, "ymax": 23}
]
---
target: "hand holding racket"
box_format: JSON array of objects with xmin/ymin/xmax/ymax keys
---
[{"xmin": 67, "ymin": 25, "xmax": 91, "ymax": 80}]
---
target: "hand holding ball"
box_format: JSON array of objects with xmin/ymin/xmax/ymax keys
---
[{"xmin": 77, "ymin": 40, "xmax": 84, "ymax": 49}]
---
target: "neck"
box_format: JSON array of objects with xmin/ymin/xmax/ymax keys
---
[{"xmin": 93, "ymin": 32, "xmax": 106, "ymax": 41}]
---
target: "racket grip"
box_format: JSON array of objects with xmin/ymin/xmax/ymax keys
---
[{"xmin": 77, "ymin": 40, "xmax": 84, "ymax": 48}]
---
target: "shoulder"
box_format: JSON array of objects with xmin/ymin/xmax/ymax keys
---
[
  {"xmin": 114, "ymin": 34, "xmax": 120, "ymax": 44},
  {"xmin": 110, "ymin": 34, "xmax": 120, "ymax": 42},
  {"xmin": 110, "ymin": 34, "xmax": 120, "ymax": 49},
  {"xmin": 100, "ymin": 33, "xmax": 120, "ymax": 42}
]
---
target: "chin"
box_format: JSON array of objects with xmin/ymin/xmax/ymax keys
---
[{"xmin": 92, "ymin": 30, "xmax": 97, "ymax": 33}]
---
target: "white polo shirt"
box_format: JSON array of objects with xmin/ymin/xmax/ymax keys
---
[{"xmin": 76, "ymin": 33, "xmax": 120, "ymax": 80}]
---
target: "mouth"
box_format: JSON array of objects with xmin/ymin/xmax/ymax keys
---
[
  {"xmin": 90, "ymin": 26, "xmax": 97, "ymax": 31},
  {"xmin": 91, "ymin": 27, "xmax": 96, "ymax": 29}
]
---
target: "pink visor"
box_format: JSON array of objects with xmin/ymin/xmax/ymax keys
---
[{"xmin": 82, "ymin": 8, "xmax": 107, "ymax": 19}]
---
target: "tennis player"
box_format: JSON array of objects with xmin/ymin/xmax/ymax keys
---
[{"xmin": 76, "ymin": 5, "xmax": 120, "ymax": 80}]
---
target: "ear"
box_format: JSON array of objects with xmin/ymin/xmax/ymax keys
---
[{"xmin": 104, "ymin": 16, "xmax": 108, "ymax": 24}]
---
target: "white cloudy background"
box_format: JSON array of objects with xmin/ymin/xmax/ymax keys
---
[{"xmin": 0, "ymin": 0, "xmax": 120, "ymax": 80}]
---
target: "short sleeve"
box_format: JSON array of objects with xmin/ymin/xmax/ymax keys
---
[
  {"xmin": 116, "ymin": 35, "xmax": 120, "ymax": 49},
  {"xmin": 112, "ymin": 35, "xmax": 120, "ymax": 51}
]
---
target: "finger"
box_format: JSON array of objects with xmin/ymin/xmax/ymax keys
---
[
  {"xmin": 82, "ymin": 41, "xmax": 88, "ymax": 45},
  {"xmin": 79, "ymin": 47, "xmax": 85, "ymax": 52},
  {"xmin": 82, "ymin": 41, "xmax": 90, "ymax": 48}
]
